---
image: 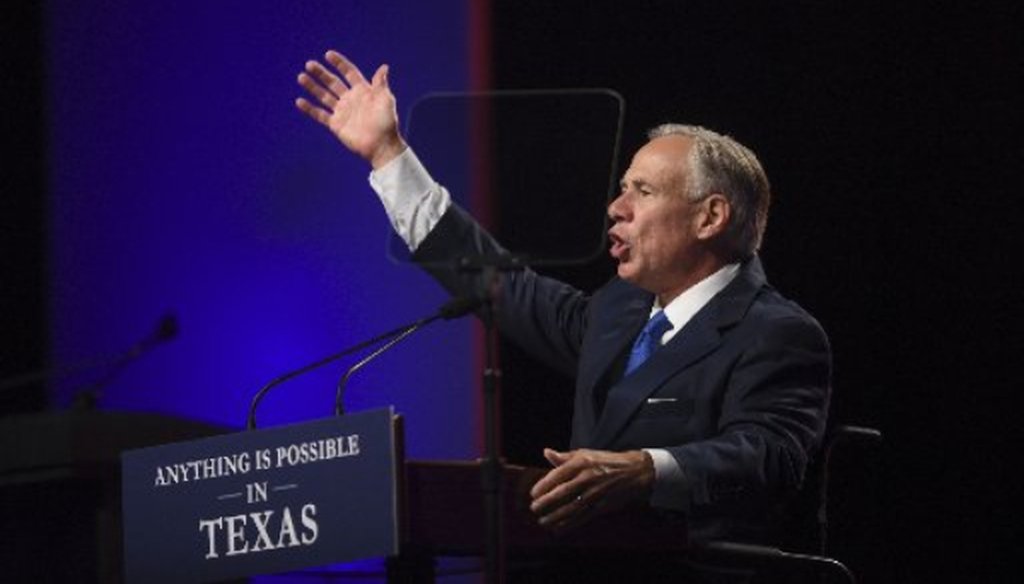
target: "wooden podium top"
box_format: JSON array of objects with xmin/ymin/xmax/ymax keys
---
[
  {"xmin": 0, "ymin": 410, "xmax": 228, "ymax": 484},
  {"xmin": 403, "ymin": 460, "xmax": 688, "ymax": 557}
]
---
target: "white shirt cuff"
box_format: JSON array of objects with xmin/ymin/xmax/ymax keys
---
[
  {"xmin": 644, "ymin": 448, "xmax": 688, "ymax": 510},
  {"xmin": 368, "ymin": 147, "xmax": 451, "ymax": 251}
]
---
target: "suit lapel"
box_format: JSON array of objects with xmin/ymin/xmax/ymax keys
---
[
  {"xmin": 585, "ymin": 257, "xmax": 768, "ymax": 449},
  {"xmin": 588, "ymin": 307, "xmax": 723, "ymax": 448},
  {"xmin": 577, "ymin": 292, "xmax": 651, "ymax": 398},
  {"xmin": 568, "ymin": 289, "xmax": 649, "ymax": 448}
]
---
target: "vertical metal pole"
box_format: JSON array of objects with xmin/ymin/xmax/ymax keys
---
[{"xmin": 480, "ymin": 268, "xmax": 504, "ymax": 584}]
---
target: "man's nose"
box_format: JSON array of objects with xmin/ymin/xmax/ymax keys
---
[{"xmin": 608, "ymin": 192, "xmax": 629, "ymax": 222}]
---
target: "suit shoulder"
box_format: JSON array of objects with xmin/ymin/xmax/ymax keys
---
[{"xmin": 745, "ymin": 287, "xmax": 829, "ymax": 346}]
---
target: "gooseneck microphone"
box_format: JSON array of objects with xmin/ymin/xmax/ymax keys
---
[
  {"xmin": 73, "ymin": 313, "xmax": 179, "ymax": 407},
  {"xmin": 334, "ymin": 295, "xmax": 481, "ymax": 416},
  {"xmin": 246, "ymin": 295, "xmax": 481, "ymax": 430},
  {"xmin": 0, "ymin": 312, "xmax": 179, "ymax": 399}
]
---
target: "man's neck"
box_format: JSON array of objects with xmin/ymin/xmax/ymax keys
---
[{"xmin": 656, "ymin": 257, "xmax": 732, "ymax": 307}]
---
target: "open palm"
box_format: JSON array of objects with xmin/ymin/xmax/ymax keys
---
[{"xmin": 296, "ymin": 51, "xmax": 404, "ymax": 168}]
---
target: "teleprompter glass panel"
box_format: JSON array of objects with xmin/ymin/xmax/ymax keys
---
[{"xmin": 387, "ymin": 89, "xmax": 625, "ymax": 268}]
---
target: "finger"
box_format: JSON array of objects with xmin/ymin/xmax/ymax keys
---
[
  {"xmin": 530, "ymin": 458, "xmax": 577, "ymax": 499},
  {"xmin": 531, "ymin": 448, "xmax": 587, "ymax": 497},
  {"xmin": 371, "ymin": 64, "xmax": 389, "ymax": 89},
  {"xmin": 304, "ymin": 60, "xmax": 348, "ymax": 98},
  {"xmin": 531, "ymin": 471, "xmax": 592, "ymax": 514},
  {"xmin": 294, "ymin": 97, "xmax": 331, "ymax": 127},
  {"xmin": 529, "ymin": 449, "xmax": 571, "ymax": 498},
  {"xmin": 539, "ymin": 491, "xmax": 593, "ymax": 530},
  {"xmin": 325, "ymin": 50, "xmax": 369, "ymax": 87},
  {"xmin": 297, "ymin": 72, "xmax": 338, "ymax": 109},
  {"xmin": 543, "ymin": 448, "xmax": 570, "ymax": 467}
]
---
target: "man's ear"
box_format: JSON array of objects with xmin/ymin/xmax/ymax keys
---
[{"xmin": 695, "ymin": 193, "xmax": 731, "ymax": 240}]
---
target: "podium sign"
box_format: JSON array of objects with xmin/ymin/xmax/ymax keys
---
[{"xmin": 121, "ymin": 408, "xmax": 399, "ymax": 583}]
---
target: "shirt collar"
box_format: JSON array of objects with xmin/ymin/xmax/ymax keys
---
[{"xmin": 650, "ymin": 263, "xmax": 741, "ymax": 343}]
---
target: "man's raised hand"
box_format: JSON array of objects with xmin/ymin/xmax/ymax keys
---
[{"xmin": 295, "ymin": 50, "xmax": 406, "ymax": 169}]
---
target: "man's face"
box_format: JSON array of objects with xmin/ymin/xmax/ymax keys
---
[{"xmin": 607, "ymin": 135, "xmax": 704, "ymax": 298}]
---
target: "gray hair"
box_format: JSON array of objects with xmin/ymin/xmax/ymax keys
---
[{"xmin": 647, "ymin": 123, "xmax": 770, "ymax": 259}]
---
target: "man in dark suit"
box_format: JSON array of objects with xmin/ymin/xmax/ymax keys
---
[{"xmin": 295, "ymin": 51, "xmax": 830, "ymax": 550}]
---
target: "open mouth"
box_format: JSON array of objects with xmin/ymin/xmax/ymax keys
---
[{"xmin": 609, "ymin": 232, "xmax": 630, "ymax": 260}]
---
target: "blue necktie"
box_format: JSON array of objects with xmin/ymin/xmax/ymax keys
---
[{"xmin": 624, "ymin": 311, "xmax": 673, "ymax": 376}]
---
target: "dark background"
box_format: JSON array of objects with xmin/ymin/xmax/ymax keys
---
[
  {"xmin": 490, "ymin": 2, "xmax": 1021, "ymax": 583},
  {"xmin": 2, "ymin": 3, "xmax": 48, "ymax": 415},
  {"xmin": 3, "ymin": 1, "xmax": 1021, "ymax": 582}
]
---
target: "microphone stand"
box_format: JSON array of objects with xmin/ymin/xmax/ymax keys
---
[
  {"xmin": 247, "ymin": 296, "xmax": 480, "ymax": 430},
  {"xmin": 0, "ymin": 313, "xmax": 178, "ymax": 408},
  {"xmin": 247, "ymin": 319, "xmax": 425, "ymax": 430},
  {"xmin": 480, "ymin": 265, "xmax": 503, "ymax": 584},
  {"xmin": 335, "ymin": 325, "xmax": 421, "ymax": 416},
  {"xmin": 457, "ymin": 254, "xmax": 527, "ymax": 584}
]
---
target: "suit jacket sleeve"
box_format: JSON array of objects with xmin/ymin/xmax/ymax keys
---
[
  {"xmin": 667, "ymin": 314, "xmax": 830, "ymax": 512},
  {"xmin": 412, "ymin": 204, "xmax": 590, "ymax": 378}
]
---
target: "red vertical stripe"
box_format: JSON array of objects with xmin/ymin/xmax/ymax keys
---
[{"xmin": 468, "ymin": 0, "xmax": 494, "ymax": 457}]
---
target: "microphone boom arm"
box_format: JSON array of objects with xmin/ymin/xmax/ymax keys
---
[
  {"xmin": 246, "ymin": 315, "xmax": 436, "ymax": 430},
  {"xmin": 334, "ymin": 322, "xmax": 425, "ymax": 416},
  {"xmin": 246, "ymin": 295, "xmax": 480, "ymax": 430}
]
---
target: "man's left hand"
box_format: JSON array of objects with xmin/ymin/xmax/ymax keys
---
[{"xmin": 529, "ymin": 448, "xmax": 655, "ymax": 532}]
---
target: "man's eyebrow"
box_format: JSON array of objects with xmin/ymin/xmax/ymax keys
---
[{"xmin": 620, "ymin": 177, "xmax": 653, "ymax": 189}]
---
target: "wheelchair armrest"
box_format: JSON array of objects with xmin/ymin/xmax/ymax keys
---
[
  {"xmin": 826, "ymin": 425, "xmax": 883, "ymax": 450},
  {"xmin": 691, "ymin": 540, "xmax": 858, "ymax": 584}
]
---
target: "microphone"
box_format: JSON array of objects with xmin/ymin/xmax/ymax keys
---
[
  {"xmin": 334, "ymin": 295, "xmax": 481, "ymax": 416},
  {"xmin": 246, "ymin": 295, "xmax": 481, "ymax": 430},
  {"xmin": 72, "ymin": 312, "xmax": 180, "ymax": 408},
  {"xmin": 0, "ymin": 312, "xmax": 179, "ymax": 397}
]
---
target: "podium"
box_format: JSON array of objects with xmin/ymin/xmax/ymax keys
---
[
  {"xmin": 0, "ymin": 410, "xmax": 228, "ymax": 583},
  {"xmin": 2, "ymin": 410, "xmax": 688, "ymax": 583}
]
